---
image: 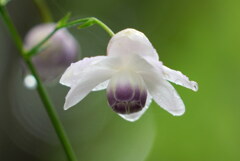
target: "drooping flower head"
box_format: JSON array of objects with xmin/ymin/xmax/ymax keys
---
[
  {"xmin": 24, "ymin": 23, "xmax": 79, "ymax": 82},
  {"xmin": 60, "ymin": 28, "xmax": 198, "ymax": 122}
]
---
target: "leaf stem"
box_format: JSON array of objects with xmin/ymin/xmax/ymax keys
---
[{"xmin": 0, "ymin": 5, "xmax": 77, "ymax": 161}]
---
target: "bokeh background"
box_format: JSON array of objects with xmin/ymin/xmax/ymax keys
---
[{"xmin": 1, "ymin": 0, "xmax": 240, "ymax": 161}]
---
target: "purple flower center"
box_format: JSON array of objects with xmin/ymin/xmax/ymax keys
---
[{"xmin": 107, "ymin": 86, "xmax": 147, "ymax": 114}]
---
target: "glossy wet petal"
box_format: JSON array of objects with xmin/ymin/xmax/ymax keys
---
[
  {"xmin": 162, "ymin": 65, "xmax": 198, "ymax": 91},
  {"xmin": 61, "ymin": 56, "xmax": 119, "ymax": 110},
  {"xmin": 142, "ymin": 56, "xmax": 198, "ymax": 91},
  {"xmin": 142, "ymin": 71, "xmax": 185, "ymax": 116},
  {"xmin": 64, "ymin": 66, "xmax": 116, "ymax": 110},
  {"xmin": 92, "ymin": 80, "xmax": 109, "ymax": 91},
  {"xmin": 107, "ymin": 28, "xmax": 159, "ymax": 60},
  {"xmin": 60, "ymin": 56, "xmax": 106, "ymax": 87}
]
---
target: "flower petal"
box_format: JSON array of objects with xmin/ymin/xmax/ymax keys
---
[
  {"xmin": 92, "ymin": 80, "xmax": 109, "ymax": 91},
  {"xmin": 60, "ymin": 56, "xmax": 121, "ymax": 88},
  {"xmin": 142, "ymin": 56, "xmax": 198, "ymax": 91},
  {"xmin": 162, "ymin": 66, "xmax": 198, "ymax": 91},
  {"xmin": 62, "ymin": 57, "xmax": 119, "ymax": 110},
  {"xmin": 107, "ymin": 28, "xmax": 159, "ymax": 60},
  {"xmin": 118, "ymin": 93, "xmax": 152, "ymax": 122},
  {"xmin": 60, "ymin": 56, "xmax": 106, "ymax": 87},
  {"xmin": 130, "ymin": 55, "xmax": 193, "ymax": 116},
  {"xmin": 140, "ymin": 68, "xmax": 185, "ymax": 116},
  {"xmin": 64, "ymin": 66, "xmax": 115, "ymax": 110}
]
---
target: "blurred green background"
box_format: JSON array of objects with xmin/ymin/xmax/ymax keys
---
[{"xmin": 1, "ymin": 0, "xmax": 240, "ymax": 161}]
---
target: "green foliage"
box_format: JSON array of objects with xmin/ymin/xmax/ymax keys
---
[
  {"xmin": 0, "ymin": 0, "xmax": 10, "ymax": 6},
  {"xmin": 56, "ymin": 12, "xmax": 71, "ymax": 28}
]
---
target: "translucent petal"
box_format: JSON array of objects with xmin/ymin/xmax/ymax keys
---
[
  {"xmin": 118, "ymin": 54, "xmax": 158, "ymax": 76},
  {"xmin": 143, "ymin": 56, "xmax": 198, "ymax": 91},
  {"xmin": 60, "ymin": 56, "xmax": 116, "ymax": 87},
  {"xmin": 64, "ymin": 66, "xmax": 116, "ymax": 110},
  {"xmin": 60, "ymin": 56, "xmax": 105, "ymax": 87},
  {"xmin": 92, "ymin": 80, "xmax": 109, "ymax": 91},
  {"xmin": 118, "ymin": 93, "xmax": 152, "ymax": 122},
  {"xmin": 107, "ymin": 28, "xmax": 159, "ymax": 60},
  {"xmin": 142, "ymin": 71, "xmax": 185, "ymax": 116},
  {"xmin": 162, "ymin": 66, "xmax": 198, "ymax": 91}
]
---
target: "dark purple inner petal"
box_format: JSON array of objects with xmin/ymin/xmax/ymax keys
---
[
  {"xmin": 107, "ymin": 77, "xmax": 148, "ymax": 114},
  {"xmin": 107, "ymin": 90, "xmax": 116, "ymax": 106},
  {"xmin": 115, "ymin": 84, "xmax": 134, "ymax": 101},
  {"xmin": 128, "ymin": 102, "xmax": 142, "ymax": 113},
  {"xmin": 140, "ymin": 90, "xmax": 147, "ymax": 107},
  {"xmin": 132, "ymin": 88, "xmax": 140, "ymax": 101},
  {"xmin": 112, "ymin": 103, "xmax": 128, "ymax": 114}
]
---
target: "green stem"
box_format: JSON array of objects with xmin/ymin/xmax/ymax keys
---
[
  {"xmin": 0, "ymin": 5, "xmax": 77, "ymax": 161},
  {"xmin": 27, "ymin": 17, "xmax": 114, "ymax": 57},
  {"xmin": 25, "ymin": 59, "xmax": 77, "ymax": 161},
  {"xmin": 33, "ymin": 0, "xmax": 53, "ymax": 22},
  {"xmin": 65, "ymin": 17, "xmax": 114, "ymax": 36},
  {"xmin": 0, "ymin": 6, "xmax": 23, "ymax": 55}
]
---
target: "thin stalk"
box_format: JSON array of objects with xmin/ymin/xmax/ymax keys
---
[
  {"xmin": 92, "ymin": 17, "xmax": 114, "ymax": 36},
  {"xmin": 25, "ymin": 59, "xmax": 77, "ymax": 161},
  {"xmin": 26, "ymin": 17, "xmax": 114, "ymax": 57},
  {"xmin": 33, "ymin": 0, "xmax": 53, "ymax": 22},
  {"xmin": 0, "ymin": 6, "xmax": 23, "ymax": 55},
  {"xmin": 0, "ymin": 5, "xmax": 77, "ymax": 161},
  {"xmin": 65, "ymin": 17, "xmax": 114, "ymax": 36}
]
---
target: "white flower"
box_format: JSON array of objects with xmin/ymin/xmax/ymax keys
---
[{"xmin": 60, "ymin": 28, "xmax": 198, "ymax": 122}]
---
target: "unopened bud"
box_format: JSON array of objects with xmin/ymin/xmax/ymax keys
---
[{"xmin": 24, "ymin": 23, "xmax": 79, "ymax": 82}]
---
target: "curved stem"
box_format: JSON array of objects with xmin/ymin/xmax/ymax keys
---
[
  {"xmin": 92, "ymin": 17, "xmax": 114, "ymax": 36},
  {"xmin": 27, "ymin": 17, "xmax": 114, "ymax": 57},
  {"xmin": 33, "ymin": 0, "xmax": 53, "ymax": 22},
  {"xmin": 0, "ymin": 5, "xmax": 77, "ymax": 161},
  {"xmin": 65, "ymin": 17, "xmax": 114, "ymax": 36}
]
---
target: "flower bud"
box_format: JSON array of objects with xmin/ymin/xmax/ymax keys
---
[
  {"xmin": 107, "ymin": 71, "xmax": 147, "ymax": 114},
  {"xmin": 24, "ymin": 23, "xmax": 79, "ymax": 82}
]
